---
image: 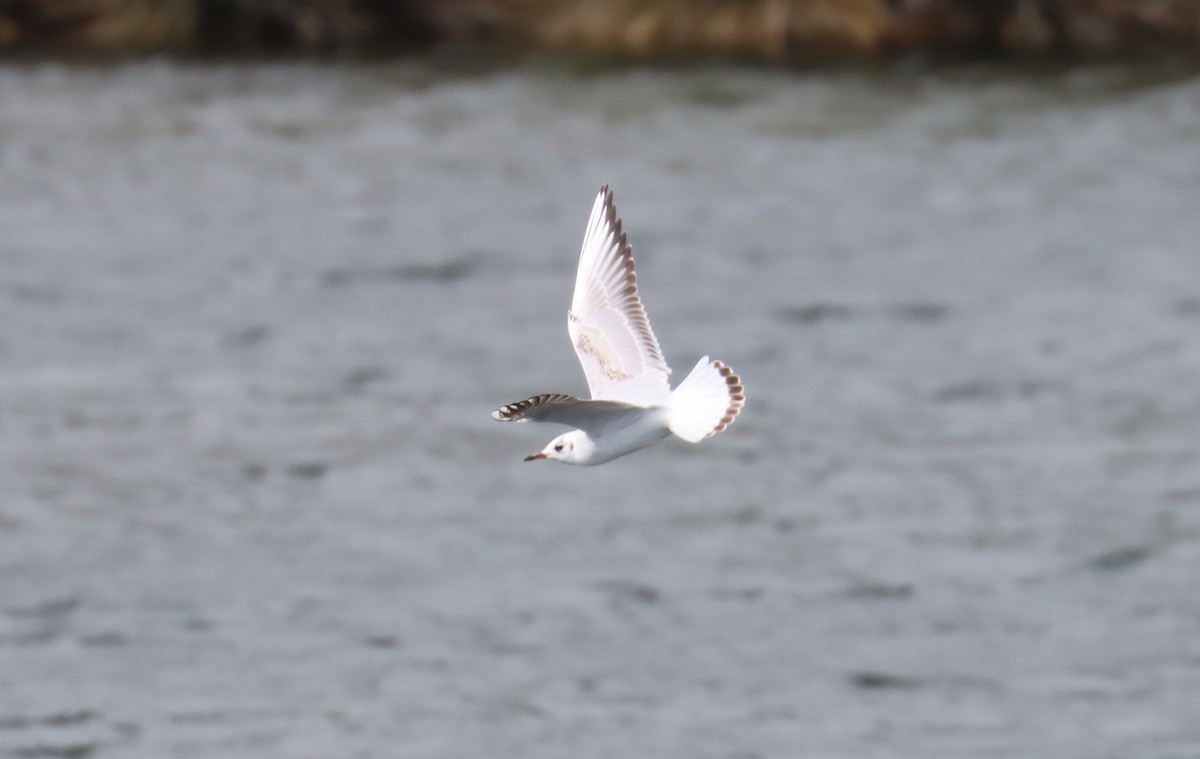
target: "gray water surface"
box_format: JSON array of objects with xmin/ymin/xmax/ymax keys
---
[{"xmin": 1, "ymin": 60, "xmax": 1199, "ymax": 758}]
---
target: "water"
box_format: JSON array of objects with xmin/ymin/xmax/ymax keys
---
[{"xmin": 1, "ymin": 59, "xmax": 1199, "ymax": 758}]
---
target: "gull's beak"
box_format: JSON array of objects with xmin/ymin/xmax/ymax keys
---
[{"xmin": 524, "ymin": 452, "xmax": 547, "ymax": 461}]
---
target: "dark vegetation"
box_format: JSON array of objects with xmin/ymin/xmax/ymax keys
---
[{"xmin": 1, "ymin": 0, "xmax": 1198, "ymax": 60}]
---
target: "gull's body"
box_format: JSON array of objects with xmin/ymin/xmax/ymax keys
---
[{"xmin": 492, "ymin": 186, "xmax": 744, "ymax": 466}]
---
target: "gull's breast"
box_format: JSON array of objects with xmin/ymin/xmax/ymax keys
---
[{"xmin": 590, "ymin": 406, "xmax": 672, "ymax": 464}]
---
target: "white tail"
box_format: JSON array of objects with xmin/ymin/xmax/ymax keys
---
[{"xmin": 666, "ymin": 356, "xmax": 745, "ymax": 443}]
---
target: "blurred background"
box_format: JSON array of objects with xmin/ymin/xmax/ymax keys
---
[
  {"xmin": 1, "ymin": 1, "xmax": 1199, "ymax": 758},
  {"xmin": 4, "ymin": 0, "xmax": 1200, "ymax": 57}
]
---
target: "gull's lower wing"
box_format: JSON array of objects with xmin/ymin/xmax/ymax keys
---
[{"xmin": 492, "ymin": 393, "xmax": 641, "ymax": 428}]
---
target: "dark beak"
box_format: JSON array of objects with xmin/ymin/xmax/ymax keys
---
[{"xmin": 524, "ymin": 452, "xmax": 547, "ymax": 461}]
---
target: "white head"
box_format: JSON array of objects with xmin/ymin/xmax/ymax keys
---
[{"xmin": 525, "ymin": 430, "xmax": 597, "ymax": 465}]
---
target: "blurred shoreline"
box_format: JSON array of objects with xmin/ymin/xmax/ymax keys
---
[{"xmin": 2, "ymin": 0, "xmax": 1199, "ymax": 61}]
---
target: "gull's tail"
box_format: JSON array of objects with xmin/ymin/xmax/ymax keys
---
[{"xmin": 666, "ymin": 356, "xmax": 745, "ymax": 443}]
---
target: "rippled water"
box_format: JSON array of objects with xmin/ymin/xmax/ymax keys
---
[{"xmin": 1, "ymin": 59, "xmax": 1199, "ymax": 758}]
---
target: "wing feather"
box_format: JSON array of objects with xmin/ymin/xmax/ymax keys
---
[
  {"xmin": 492, "ymin": 393, "xmax": 642, "ymax": 429},
  {"xmin": 568, "ymin": 186, "xmax": 672, "ymax": 404}
]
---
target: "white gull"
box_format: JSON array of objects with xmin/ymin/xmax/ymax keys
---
[{"xmin": 492, "ymin": 185, "xmax": 744, "ymax": 466}]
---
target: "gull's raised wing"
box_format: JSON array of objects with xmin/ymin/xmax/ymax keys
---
[{"xmin": 567, "ymin": 186, "xmax": 672, "ymax": 405}]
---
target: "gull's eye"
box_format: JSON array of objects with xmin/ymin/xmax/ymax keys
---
[{"xmin": 554, "ymin": 443, "xmax": 564, "ymax": 453}]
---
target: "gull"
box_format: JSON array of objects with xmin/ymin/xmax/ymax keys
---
[{"xmin": 492, "ymin": 185, "xmax": 744, "ymax": 465}]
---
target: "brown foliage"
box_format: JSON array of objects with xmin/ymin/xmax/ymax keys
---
[{"xmin": 0, "ymin": 0, "xmax": 1197, "ymax": 57}]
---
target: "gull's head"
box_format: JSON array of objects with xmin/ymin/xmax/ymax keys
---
[{"xmin": 525, "ymin": 430, "xmax": 596, "ymax": 466}]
